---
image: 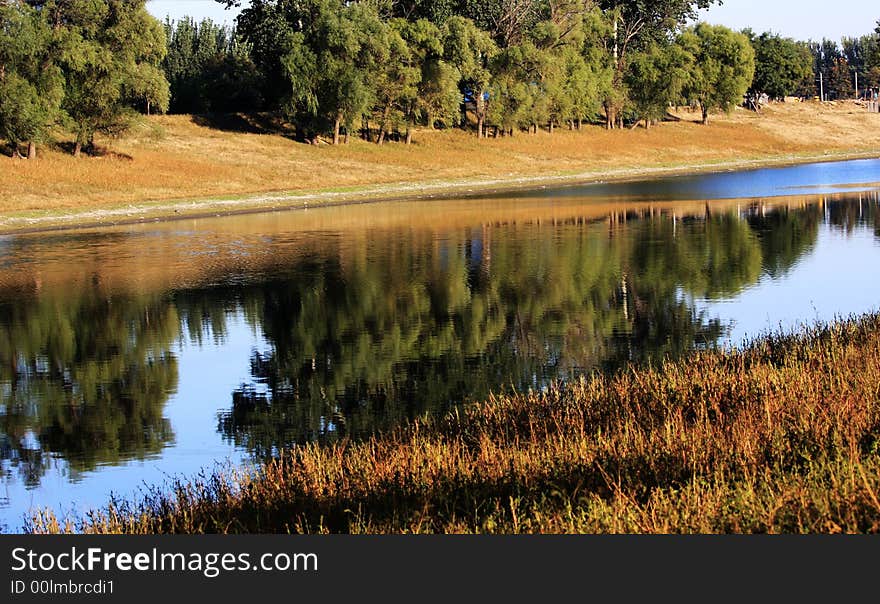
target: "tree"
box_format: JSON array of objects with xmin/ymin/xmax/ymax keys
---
[
  {"xmin": 868, "ymin": 24, "xmax": 880, "ymax": 88},
  {"xmin": 827, "ymin": 56, "xmax": 854, "ymax": 99},
  {"xmin": 224, "ymin": 0, "xmax": 298, "ymax": 108},
  {"xmin": 198, "ymin": 39, "xmax": 264, "ymax": 114},
  {"xmin": 125, "ymin": 63, "xmax": 170, "ymax": 116},
  {"xmin": 749, "ymin": 31, "xmax": 813, "ymax": 100},
  {"xmin": 625, "ymin": 39, "xmax": 690, "ymax": 128},
  {"xmin": 397, "ymin": 18, "xmax": 461, "ymax": 131},
  {"xmin": 809, "ymin": 39, "xmax": 856, "ymax": 100},
  {"xmin": 373, "ymin": 21, "xmax": 421, "ymax": 144},
  {"xmin": 598, "ymin": 0, "xmax": 719, "ymax": 128},
  {"xmin": 388, "ymin": 0, "xmax": 460, "ymax": 24},
  {"xmin": 680, "ymin": 23, "xmax": 755, "ymax": 125},
  {"xmin": 0, "ymin": 1, "xmax": 64, "ymax": 159},
  {"xmin": 54, "ymin": 0, "xmax": 170, "ymax": 156},
  {"xmin": 459, "ymin": 0, "xmax": 545, "ymax": 47},
  {"xmin": 488, "ymin": 39, "xmax": 550, "ymax": 134},
  {"xmin": 443, "ymin": 16, "xmax": 497, "ymax": 137},
  {"xmin": 281, "ymin": 0, "xmax": 387, "ymax": 144}
]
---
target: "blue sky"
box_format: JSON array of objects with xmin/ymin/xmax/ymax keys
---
[{"xmin": 146, "ymin": 1, "xmax": 878, "ymax": 42}]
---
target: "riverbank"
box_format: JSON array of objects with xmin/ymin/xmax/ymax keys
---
[
  {"xmin": 30, "ymin": 313, "xmax": 880, "ymax": 535},
  {"xmin": 2, "ymin": 101, "xmax": 880, "ymax": 234}
]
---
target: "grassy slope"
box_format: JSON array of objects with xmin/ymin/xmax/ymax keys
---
[
  {"xmin": 2, "ymin": 101, "xmax": 879, "ymax": 221},
  {"xmin": 31, "ymin": 314, "xmax": 880, "ymax": 534}
]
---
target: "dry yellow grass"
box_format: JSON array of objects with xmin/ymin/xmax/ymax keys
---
[{"xmin": 1, "ymin": 101, "xmax": 879, "ymax": 220}]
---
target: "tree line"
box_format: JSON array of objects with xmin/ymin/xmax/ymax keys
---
[
  {"xmin": 754, "ymin": 27, "xmax": 880, "ymax": 103},
  {"xmin": 812, "ymin": 26, "xmax": 880, "ymax": 100},
  {"xmin": 206, "ymin": 0, "xmax": 755, "ymax": 142},
  {"xmin": 2, "ymin": 0, "xmax": 879, "ymax": 157}
]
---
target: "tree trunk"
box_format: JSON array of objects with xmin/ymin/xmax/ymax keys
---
[
  {"xmin": 549, "ymin": 120, "xmax": 554, "ymax": 134},
  {"xmin": 477, "ymin": 115, "xmax": 484, "ymax": 139},
  {"xmin": 702, "ymin": 105, "xmax": 709, "ymax": 125},
  {"xmin": 604, "ymin": 103, "xmax": 614, "ymax": 129},
  {"xmin": 11, "ymin": 142, "xmax": 22, "ymax": 159},
  {"xmin": 74, "ymin": 141, "xmax": 82, "ymax": 158},
  {"xmin": 377, "ymin": 105, "xmax": 390, "ymax": 145},
  {"xmin": 146, "ymin": 101, "xmax": 151, "ymax": 116},
  {"xmin": 344, "ymin": 129, "xmax": 349, "ymax": 144},
  {"xmin": 333, "ymin": 115, "xmax": 341, "ymax": 145},
  {"xmin": 27, "ymin": 141, "xmax": 36, "ymax": 160},
  {"xmin": 405, "ymin": 125, "xmax": 412, "ymax": 145}
]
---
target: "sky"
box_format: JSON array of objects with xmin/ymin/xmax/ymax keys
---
[{"xmin": 146, "ymin": 1, "xmax": 879, "ymax": 42}]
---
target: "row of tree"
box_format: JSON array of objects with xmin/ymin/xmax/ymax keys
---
[
  {"xmin": 207, "ymin": 0, "xmax": 754, "ymax": 142},
  {"xmin": 162, "ymin": 16, "xmax": 261, "ymax": 114},
  {"xmin": 2, "ymin": 0, "xmax": 878, "ymax": 157},
  {"xmin": 813, "ymin": 27, "xmax": 880, "ymax": 100},
  {"xmin": 1, "ymin": 0, "xmax": 751, "ymax": 154},
  {"xmin": 753, "ymin": 26, "xmax": 880, "ymax": 103}
]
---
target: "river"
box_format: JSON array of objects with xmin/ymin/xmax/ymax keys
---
[{"xmin": 1, "ymin": 157, "xmax": 879, "ymax": 531}]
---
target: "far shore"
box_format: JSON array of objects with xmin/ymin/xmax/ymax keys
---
[{"xmin": 2, "ymin": 101, "xmax": 880, "ymax": 235}]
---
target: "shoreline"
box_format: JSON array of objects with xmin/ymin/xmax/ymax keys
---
[{"xmin": 3, "ymin": 148, "xmax": 879, "ymax": 236}]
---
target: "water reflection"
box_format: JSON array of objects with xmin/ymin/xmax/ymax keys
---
[
  {"xmin": 219, "ymin": 203, "xmax": 830, "ymax": 453},
  {"xmin": 0, "ymin": 288, "xmax": 178, "ymax": 486},
  {"xmin": 0, "ymin": 183, "xmax": 878, "ymax": 527}
]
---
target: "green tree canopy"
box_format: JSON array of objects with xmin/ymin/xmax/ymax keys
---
[
  {"xmin": 281, "ymin": 0, "xmax": 389, "ymax": 143},
  {"xmin": 162, "ymin": 17, "xmax": 262, "ymax": 114},
  {"xmin": 680, "ymin": 23, "xmax": 755, "ymax": 124},
  {"xmin": 43, "ymin": 0, "xmax": 170, "ymax": 156},
  {"xmin": 625, "ymin": 39, "xmax": 690, "ymax": 127},
  {"xmin": 0, "ymin": 1, "xmax": 64, "ymax": 158},
  {"xmin": 748, "ymin": 31, "xmax": 813, "ymax": 100},
  {"xmin": 443, "ymin": 16, "xmax": 497, "ymax": 137}
]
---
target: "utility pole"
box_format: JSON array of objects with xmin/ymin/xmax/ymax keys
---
[
  {"xmin": 855, "ymin": 71, "xmax": 859, "ymax": 99},
  {"xmin": 819, "ymin": 72, "xmax": 824, "ymax": 102}
]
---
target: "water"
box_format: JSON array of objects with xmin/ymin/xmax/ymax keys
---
[{"xmin": 1, "ymin": 158, "xmax": 879, "ymax": 531}]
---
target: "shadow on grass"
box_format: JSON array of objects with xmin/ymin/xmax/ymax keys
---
[
  {"xmin": 191, "ymin": 112, "xmax": 300, "ymax": 141},
  {"xmin": 48, "ymin": 141, "xmax": 134, "ymax": 160}
]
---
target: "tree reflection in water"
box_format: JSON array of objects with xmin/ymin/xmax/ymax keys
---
[
  {"xmin": 1, "ymin": 196, "xmax": 874, "ymax": 483},
  {"xmin": 220, "ymin": 204, "xmax": 827, "ymax": 456}
]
